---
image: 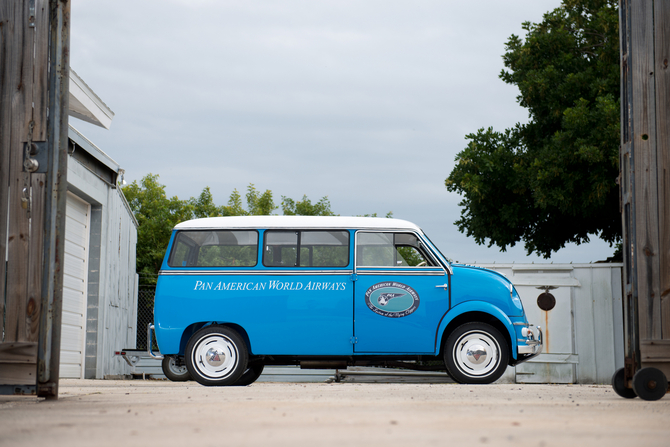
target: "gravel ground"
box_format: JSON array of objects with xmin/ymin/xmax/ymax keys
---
[{"xmin": 1, "ymin": 379, "xmax": 669, "ymax": 447}]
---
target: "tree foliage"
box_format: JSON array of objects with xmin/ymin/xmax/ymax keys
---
[
  {"xmin": 445, "ymin": 0, "xmax": 620, "ymax": 258},
  {"xmin": 281, "ymin": 195, "xmax": 335, "ymax": 216},
  {"xmin": 122, "ymin": 174, "xmax": 192, "ymax": 279},
  {"xmin": 122, "ymin": 174, "xmax": 342, "ymax": 278},
  {"xmin": 220, "ymin": 184, "xmax": 277, "ymax": 216}
]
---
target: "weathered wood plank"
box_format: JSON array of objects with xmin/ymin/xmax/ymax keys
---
[
  {"xmin": 6, "ymin": 0, "xmax": 36, "ymax": 343},
  {"xmin": 32, "ymin": 0, "xmax": 49, "ymax": 140},
  {"xmin": 0, "ymin": 0, "xmax": 21, "ymax": 341},
  {"xmin": 640, "ymin": 339, "xmax": 670, "ymax": 379},
  {"xmin": 630, "ymin": 0, "xmax": 662, "ymax": 341},
  {"xmin": 0, "ymin": 363, "xmax": 36, "ymax": 385},
  {"xmin": 640, "ymin": 339, "xmax": 670, "ymax": 360},
  {"xmin": 0, "ymin": 342, "xmax": 38, "ymax": 363},
  {"xmin": 3, "ymin": 0, "xmax": 33, "ymax": 343},
  {"xmin": 655, "ymin": 0, "xmax": 670, "ymax": 341},
  {"xmin": 27, "ymin": 173, "xmax": 45, "ymax": 342}
]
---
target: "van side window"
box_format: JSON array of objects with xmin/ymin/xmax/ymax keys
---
[
  {"xmin": 264, "ymin": 230, "xmax": 349, "ymax": 267},
  {"xmin": 263, "ymin": 231, "xmax": 298, "ymax": 267},
  {"xmin": 356, "ymin": 232, "xmax": 435, "ymax": 267},
  {"xmin": 168, "ymin": 230, "xmax": 258, "ymax": 267}
]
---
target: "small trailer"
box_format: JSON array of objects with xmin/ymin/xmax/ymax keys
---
[{"xmin": 115, "ymin": 349, "xmax": 190, "ymax": 381}]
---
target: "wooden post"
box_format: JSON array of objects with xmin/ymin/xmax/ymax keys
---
[
  {"xmin": 36, "ymin": 0, "xmax": 70, "ymax": 399},
  {"xmin": 619, "ymin": 0, "xmax": 670, "ymax": 400}
]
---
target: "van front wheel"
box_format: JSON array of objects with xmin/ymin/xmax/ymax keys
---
[
  {"xmin": 186, "ymin": 326, "xmax": 248, "ymax": 386},
  {"xmin": 444, "ymin": 322, "xmax": 509, "ymax": 384}
]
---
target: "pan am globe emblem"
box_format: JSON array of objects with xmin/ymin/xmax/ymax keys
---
[{"xmin": 364, "ymin": 282, "xmax": 420, "ymax": 318}]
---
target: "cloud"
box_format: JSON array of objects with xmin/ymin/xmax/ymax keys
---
[{"xmin": 69, "ymin": 0, "xmax": 614, "ymax": 263}]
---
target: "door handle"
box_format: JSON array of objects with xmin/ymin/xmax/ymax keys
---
[{"xmin": 435, "ymin": 284, "xmax": 448, "ymax": 290}]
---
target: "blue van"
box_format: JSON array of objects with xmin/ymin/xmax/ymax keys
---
[{"xmin": 150, "ymin": 216, "xmax": 542, "ymax": 386}]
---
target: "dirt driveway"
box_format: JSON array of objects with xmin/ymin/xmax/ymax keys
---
[{"xmin": 1, "ymin": 379, "xmax": 669, "ymax": 447}]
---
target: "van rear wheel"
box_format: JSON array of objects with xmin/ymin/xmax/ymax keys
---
[
  {"xmin": 162, "ymin": 355, "xmax": 191, "ymax": 382},
  {"xmin": 186, "ymin": 326, "xmax": 248, "ymax": 386},
  {"xmin": 444, "ymin": 322, "xmax": 509, "ymax": 384}
]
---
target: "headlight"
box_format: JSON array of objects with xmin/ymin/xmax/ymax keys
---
[{"xmin": 521, "ymin": 327, "xmax": 535, "ymax": 340}]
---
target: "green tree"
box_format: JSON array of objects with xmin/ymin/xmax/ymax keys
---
[
  {"xmin": 187, "ymin": 186, "xmax": 220, "ymax": 218},
  {"xmin": 122, "ymin": 174, "xmax": 191, "ymax": 281},
  {"xmin": 123, "ymin": 174, "xmax": 396, "ymax": 280},
  {"xmin": 123, "ymin": 177, "xmax": 347, "ymax": 278},
  {"xmin": 445, "ymin": 0, "xmax": 620, "ymax": 258},
  {"xmin": 221, "ymin": 184, "xmax": 277, "ymax": 216},
  {"xmin": 281, "ymin": 195, "xmax": 335, "ymax": 216}
]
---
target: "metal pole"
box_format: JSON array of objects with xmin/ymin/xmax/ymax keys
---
[{"xmin": 36, "ymin": 0, "xmax": 70, "ymax": 399}]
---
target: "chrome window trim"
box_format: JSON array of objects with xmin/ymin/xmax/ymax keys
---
[
  {"xmin": 160, "ymin": 269, "xmax": 353, "ymax": 276},
  {"xmin": 168, "ymin": 229, "xmax": 260, "ymax": 268},
  {"xmin": 261, "ymin": 229, "xmax": 350, "ymax": 269},
  {"xmin": 354, "ymin": 230, "xmax": 450, "ymax": 275},
  {"xmin": 356, "ymin": 269, "xmax": 446, "ymax": 276}
]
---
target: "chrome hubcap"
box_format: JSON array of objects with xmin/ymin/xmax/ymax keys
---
[
  {"xmin": 453, "ymin": 330, "xmax": 500, "ymax": 378},
  {"xmin": 466, "ymin": 344, "xmax": 487, "ymax": 365},
  {"xmin": 205, "ymin": 348, "xmax": 226, "ymax": 367},
  {"xmin": 191, "ymin": 333, "xmax": 239, "ymax": 379}
]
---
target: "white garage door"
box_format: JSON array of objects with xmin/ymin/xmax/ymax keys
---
[{"xmin": 60, "ymin": 192, "xmax": 91, "ymax": 378}]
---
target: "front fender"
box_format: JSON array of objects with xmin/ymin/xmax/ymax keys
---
[{"xmin": 435, "ymin": 301, "xmax": 518, "ymax": 360}]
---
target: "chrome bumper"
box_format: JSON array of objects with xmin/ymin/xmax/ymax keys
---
[
  {"xmin": 513, "ymin": 325, "xmax": 543, "ymax": 365},
  {"xmin": 147, "ymin": 323, "xmax": 164, "ymax": 360}
]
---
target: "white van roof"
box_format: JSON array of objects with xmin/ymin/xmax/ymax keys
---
[{"xmin": 174, "ymin": 216, "xmax": 422, "ymax": 232}]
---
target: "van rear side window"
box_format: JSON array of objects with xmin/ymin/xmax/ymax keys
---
[
  {"xmin": 263, "ymin": 230, "xmax": 349, "ymax": 267},
  {"xmin": 168, "ymin": 230, "xmax": 258, "ymax": 267}
]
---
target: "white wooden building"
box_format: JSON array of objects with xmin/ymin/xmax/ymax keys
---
[{"xmin": 61, "ymin": 70, "xmax": 138, "ymax": 379}]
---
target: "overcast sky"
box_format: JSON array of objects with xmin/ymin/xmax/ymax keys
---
[{"xmin": 69, "ymin": 0, "xmax": 617, "ymax": 264}]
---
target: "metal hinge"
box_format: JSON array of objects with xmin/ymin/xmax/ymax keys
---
[
  {"xmin": 350, "ymin": 337, "xmax": 358, "ymax": 345},
  {"xmin": 29, "ymin": 0, "xmax": 36, "ymax": 27},
  {"xmin": 350, "ymin": 273, "xmax": 358, "ymax": 282},
  {"xmin": 23, "ymin": 141, "xmax": 48, "ymax": 173}
]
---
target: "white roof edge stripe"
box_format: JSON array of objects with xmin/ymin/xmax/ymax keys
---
[{"xmin": 174, "ymin": 216, "xmax": 423, "ymax": 231}]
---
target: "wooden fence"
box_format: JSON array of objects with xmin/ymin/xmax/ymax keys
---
[{"xmin": 0, "ymin": 0, "xmax": 70, "ymax": 398}]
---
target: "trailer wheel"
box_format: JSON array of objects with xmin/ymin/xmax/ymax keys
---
[
  {"xmin": 444, "ymin": 322, "xmax": 509, "ymax": 384},
  {"xmin": 232, "ymin": 360, "xmax": 265, "ymax": 386},
  {"xmin": 186, "ymin": 326, "xmax": 248, "ymax": 386},
  {"xmin": 632, "ymin": 367, "xmax": 668, "ymax": 401},
  {"xmin": 611, "ymin": 368, "xmax": 636, "ymax": 399},
  {"xmin": 162, "ymin": 355, "xmax": 192, "ymax": 382}
]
